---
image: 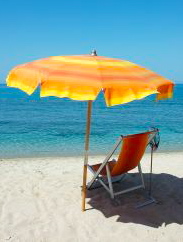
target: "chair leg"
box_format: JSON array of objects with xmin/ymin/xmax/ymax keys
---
[
  {"xmin": 138, "ymin": 163, "xmax": 145, "ymax": 189},
  {"xmin": 106, "ymin": 164, "xmax": 114, "ymax": 199},
  {"xmin": 136, "ymin": 154, "xmax": 157, "ymax": 209}
]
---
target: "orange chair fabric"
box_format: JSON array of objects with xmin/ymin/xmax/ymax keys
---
[{"xmin": 91, "ymin": 132, "xmax": 150, "ymax": 176}]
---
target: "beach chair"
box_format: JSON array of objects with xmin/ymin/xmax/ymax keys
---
[{"xmin": 87, "ymin": 129, "xmax": 159, "ymax": 202}]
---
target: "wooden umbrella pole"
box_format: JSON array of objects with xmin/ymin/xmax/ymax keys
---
[{"xmin": 82, "ymin": 100, "xmax": 92, "ymax": 211}]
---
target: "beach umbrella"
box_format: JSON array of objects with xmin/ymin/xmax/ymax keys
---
[{"xmin": 6, "ymin": 50, "xmax": 174, "ymax": 211}]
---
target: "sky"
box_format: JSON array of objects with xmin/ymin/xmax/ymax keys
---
[{"xmin": 0, "ymin": 0, "xmax": 183, "ymax": 83}]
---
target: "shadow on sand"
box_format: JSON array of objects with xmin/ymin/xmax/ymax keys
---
[{"xmin": 87, "ymin": 173, "xmax": 183, "ymax": 228}]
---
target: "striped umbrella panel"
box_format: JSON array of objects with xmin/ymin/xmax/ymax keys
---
[{"xmin": 6, "ymin": 55, "xmax": 174, "ymax": 106}]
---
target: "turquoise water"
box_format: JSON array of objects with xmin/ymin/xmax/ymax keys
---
[{"xmin": 0, "ymin": 84, "xmax": 183, "ymax": 158}]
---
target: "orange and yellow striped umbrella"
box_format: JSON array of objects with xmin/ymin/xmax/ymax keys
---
[
  {"xmin": 6, "ymin": 54, "xmax": 174, "ymax": 106},
  {"xmin": 6, "ymin": 52, "xmax": 174, "ymax": 211}
]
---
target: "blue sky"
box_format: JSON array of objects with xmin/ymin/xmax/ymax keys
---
[{"xmin": 1, "ymin": 0, "xmax": 183, "ymax": 83}]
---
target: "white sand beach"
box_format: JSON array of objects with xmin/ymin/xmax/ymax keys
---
[{"xmin": 0, "ymin": 152, "xmax": 182, "ymax": 242}]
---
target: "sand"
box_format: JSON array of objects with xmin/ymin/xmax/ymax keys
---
[{"xmin": 0, "ymin": 152, "xmax": 182, "ymax": 242}]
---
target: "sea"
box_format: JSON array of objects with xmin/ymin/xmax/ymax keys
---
[{"xmin": 0, "ymin": 84, "xmax": 183, "ymax": 158}]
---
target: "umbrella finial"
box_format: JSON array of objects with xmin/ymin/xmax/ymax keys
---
[{"xmin": 91, "ymin": 49, "xmax": 97, "ymax": 56}]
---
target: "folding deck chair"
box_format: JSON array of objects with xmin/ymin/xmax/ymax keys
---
[{"xmin": 87, "ymin": 129, "xmax": 159, "ymax": 205}]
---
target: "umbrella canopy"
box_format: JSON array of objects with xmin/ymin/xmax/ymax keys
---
[
  {"xmin": 6, "ymin": 51, "xmax": 174, "ymax": 211},
  {"xmin": 7, "ymin": 53, "xmax": 174, "ymax": 106}
]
